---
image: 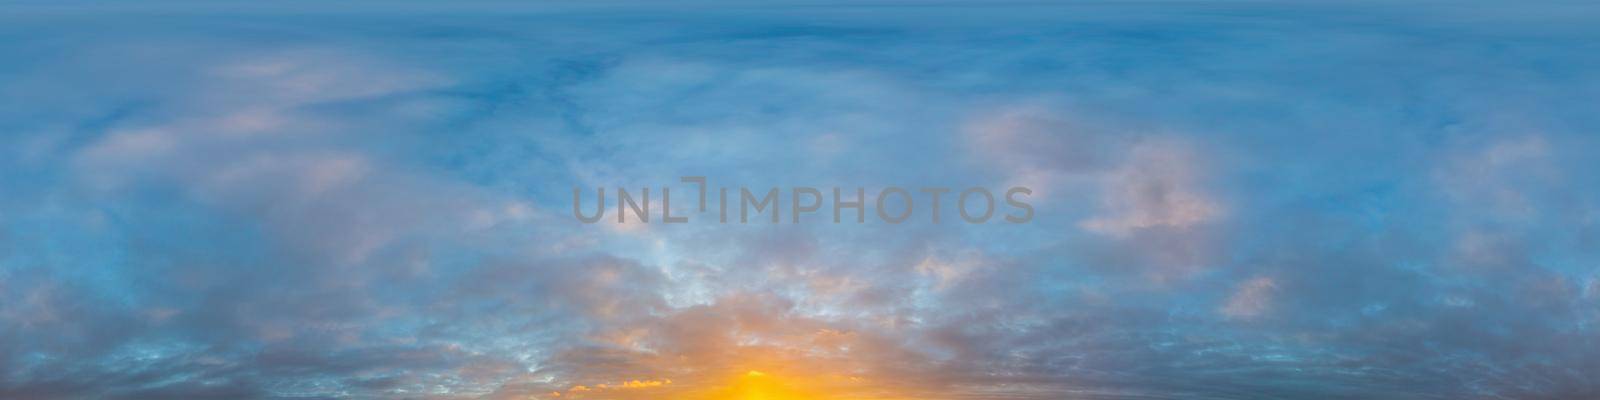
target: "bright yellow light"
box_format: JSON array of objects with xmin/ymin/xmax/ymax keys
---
[
  {"xmin": 551, "ymin": 368, "xmax": 904, "ymax": 400},
  {"xmin": 702, "ymin": 370, "xmax": 811, "ymax": 400}
]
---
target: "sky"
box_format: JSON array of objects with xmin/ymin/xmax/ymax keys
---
[{"xmin": 1, "ymin": 2, "xmax": 1599, "ymax": 399}]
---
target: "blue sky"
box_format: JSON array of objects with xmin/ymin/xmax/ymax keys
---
[{"xmin": 1, "ymin": 2, "xmax": 1598, "ymax": 399}]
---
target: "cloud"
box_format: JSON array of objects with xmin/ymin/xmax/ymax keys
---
[
  {"xmin": 1081, "ymin": 139, "xmax": 1221, "ymax": 237},
  {"xmin": 1219, "ymin": 276, "xmax": 1278, "ymax": 320},
  {"xmin": 3, "ymin": 3, "xmax": 1600, "ymax": 400}
]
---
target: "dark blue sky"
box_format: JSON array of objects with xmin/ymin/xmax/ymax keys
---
[{"xmin": 1, "ymin": 2, "xmax": 1597, "ymax": 399}]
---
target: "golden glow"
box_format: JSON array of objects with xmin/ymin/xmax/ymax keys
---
[
  {"xmin": 544, "ymin": 369, "xmax": 913, "ymax": 400},
  {"xmin": 618, "ymin": 379, "xmax": 671, "ymax": 389},
  {"xmin": 698, "ymin": 370, "xmax": 813, "ymax": 400},
  {"xmin": 550, "ymin": 379, "xmax": 674, "ymax": 398}
]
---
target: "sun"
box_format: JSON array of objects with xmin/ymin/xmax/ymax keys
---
[{"xmin": 703, "ymin": 370, "xmax": 812, "ymax": 400}]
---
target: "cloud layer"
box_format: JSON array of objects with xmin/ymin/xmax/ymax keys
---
[{"xmin": 2, "ymin": 2, "xmax": 1598, "ymax": 399}]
